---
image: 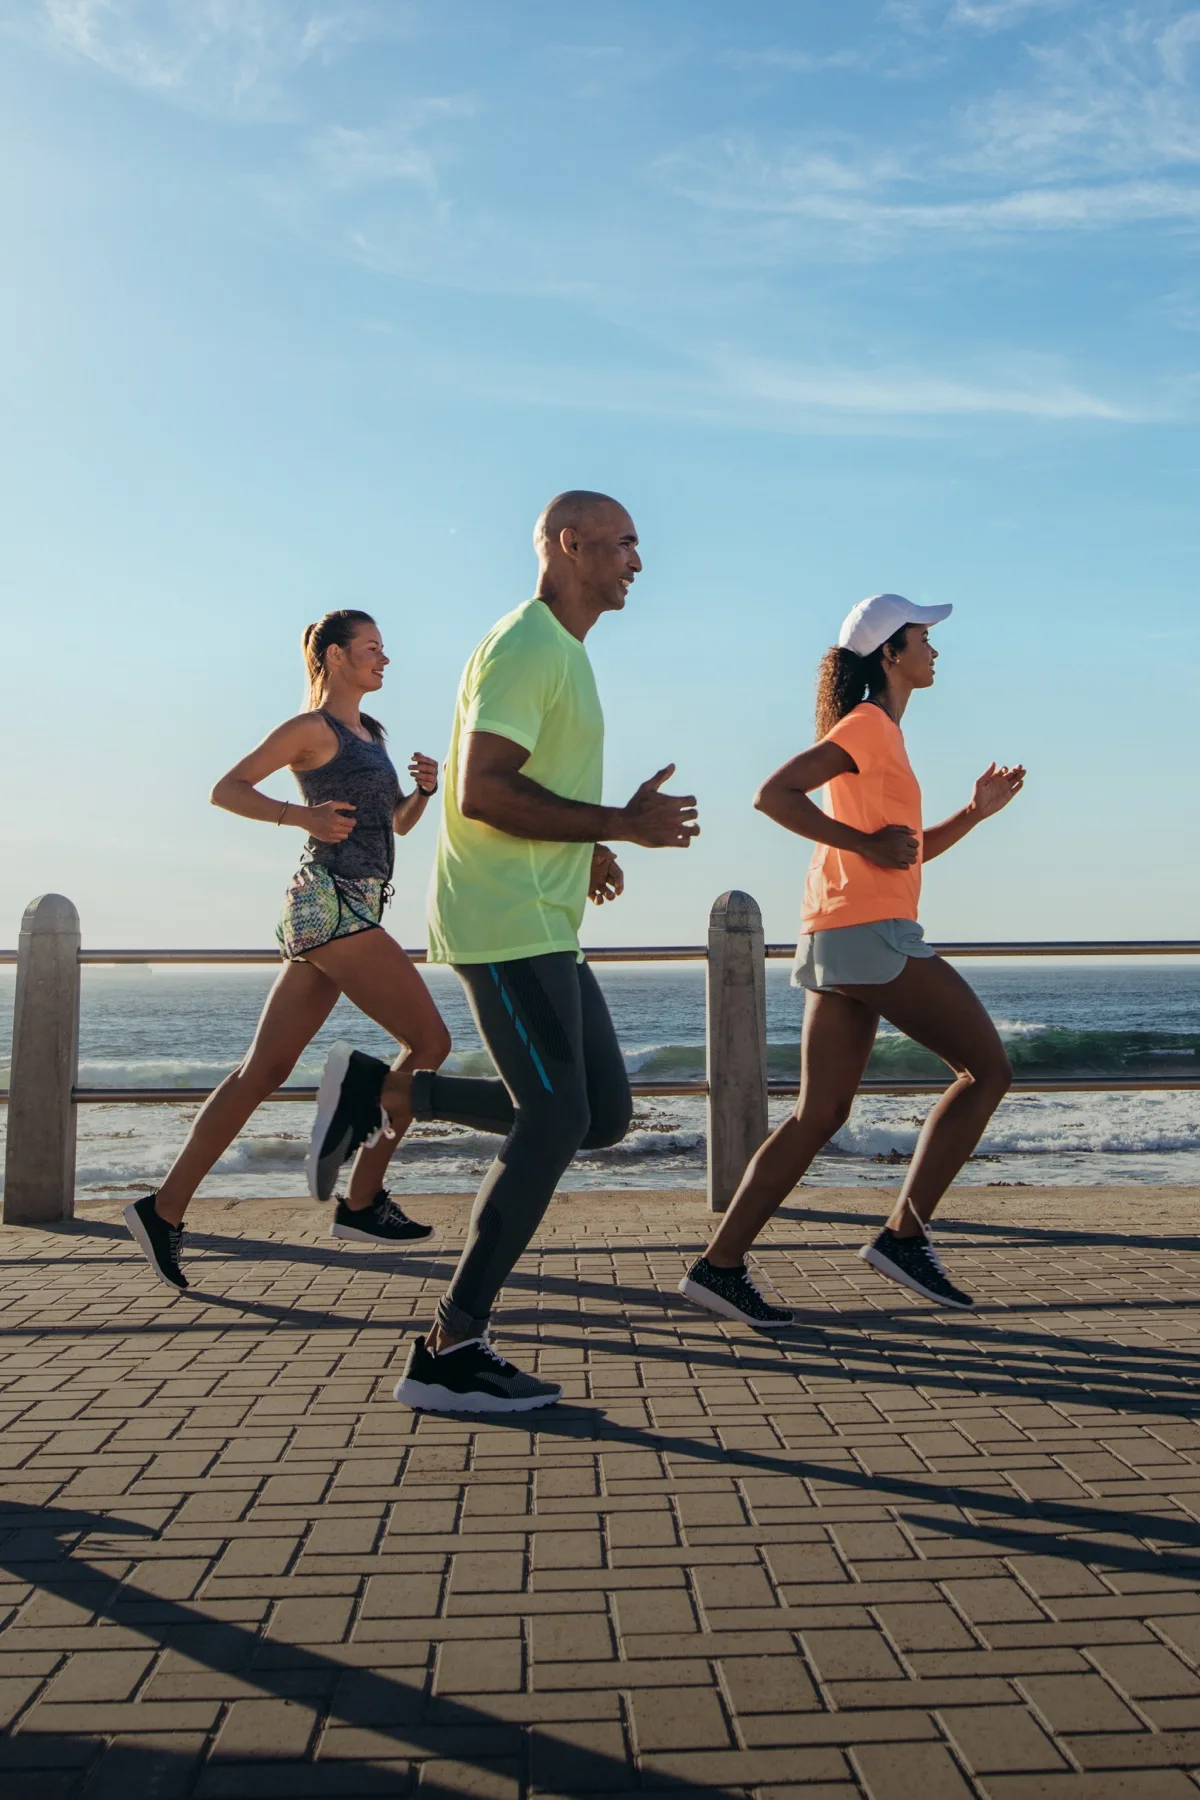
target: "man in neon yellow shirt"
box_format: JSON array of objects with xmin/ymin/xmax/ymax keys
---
[{"xmin": 395, "ymin": 490, "xmax": 700, "ymax": 1414}]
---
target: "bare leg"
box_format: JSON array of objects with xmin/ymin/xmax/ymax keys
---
[
  {"xmin": 704, "ymin": 990, "xmax": 879, "ymax": 1267},
  {"xmin": 155, "ymin": 961, "xmax": 340, "ymax": 1225},
  {"xmin": 838, "ymin": 956, "xmax": 1011, "ymax": 1237},
  {"xmin": 304, "ymin": 930, "xmax": 451, "ymax": 1209}
]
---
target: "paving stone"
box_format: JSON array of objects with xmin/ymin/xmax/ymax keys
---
[
  {"xmin": 1020, "ymin": 1672, "xmax": 1144, "ymax": 1732},
  {"xmin": 1088, "ymin": 1642, "xmax": 1200, "ymax": 1698},
  {"xmin": 720, "ymin": 1653, "xmax": 820, "ymax": 1714},
  {"xmin": 528, "ymin": 1719, "xmax": 630, "ymax": 1790},
  {"xmin": 211, "ymin": 1698, "xmax": 318, "ymax": 1759},
  {"xmin": 852, "ymin": 1740, "xmax": 974, "ymax": 1799},
  {"xmin": 435, "ymin": 1638, "xmax": 523, "ymax": 1695},
  {"xmin": 939, "ymin": 1704, "xmax": 1068, "ymax": 1773},
  {"xmin": 43, "ymin": 1650, "xmax": 153, "ymax": 1702}
]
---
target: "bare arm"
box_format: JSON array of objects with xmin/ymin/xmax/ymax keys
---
[
  {"xmin": 459, "ymin": 732, "xmax": 699, "ymax": 849},
  {"xmin": 210, "ymin": 716, "xmax": 356, "ymax": 845},
  {"xmin": 393, "ymin": 752, "xmax": 439, "ymax": 838},
  {"xmin": 754, "ymin": 742, "xmax": 919, "ymax": 870},
  {"xmin": 923, "ymin": 763, "xmax": 1026, "ymax": 862}
]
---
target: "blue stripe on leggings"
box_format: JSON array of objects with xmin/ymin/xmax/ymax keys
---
[{"xmin": 487, "ymin": 963, "xmax": 554, "ymax": 1094}]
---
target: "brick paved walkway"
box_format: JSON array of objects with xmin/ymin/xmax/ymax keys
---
[{"xmin": 3, "ymin": 1185, "xmax": 1200, "ymax": 1800}]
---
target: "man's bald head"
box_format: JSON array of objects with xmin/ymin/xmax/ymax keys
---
[
  {"xmin": 534, "ymin": 490, "xmax": 625, "ymax": 558},
  {"xmin": 532, "ymin": 490, "xmax": 641, "ymax": 625}
]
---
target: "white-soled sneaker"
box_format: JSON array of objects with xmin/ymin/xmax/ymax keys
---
[
  {"xmin": 307, "ymin": 1042, "xmax": 394, "ymax": 1202},
  {"xmin": 330, "ymin": 1190, "xmax": 434, "ymax": 1245},
  {"xmin": 677, "ymin": 1255, "xmax": 794, "ymax": 1327},
  {"xmin": 123, "ymin": 1193, "xmax": 188, "ymax": 1293},
  {"xmin": 859, "ymin": 1225, "xmax": 974, "ymax": 1308},
  {"xmin": 393, "ymin": 1335, "xmax": 562, "ymax": 1414}
]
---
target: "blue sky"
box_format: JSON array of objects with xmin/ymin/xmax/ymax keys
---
[{"xmin": 3, "ymin": 0, "xmax": 1199, "ymax": 951}]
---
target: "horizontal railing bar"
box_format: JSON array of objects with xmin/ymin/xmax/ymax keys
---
[
  {"xmin": 767, "ymin": 941, "xmax": 1200, "ymax": 959},
  {"xmin": 47, "ymin": 1080, "xmax": 709, "ymax": 1104},
  {"xmin": 0, "ymin": 1074, "xmax": 1196, "ymax": 1106},
  {"xmin": 2, "ymin": 943, "xmax": 1200, "ymax": 972},
  {"xmin": 3, "ymin": 940, "xmax": 1199, "ymax": 968},
  {"xmin": 783, "ymin": 1078, "xmax": 1200, "ymax": 1095},
  {"xmin": 0, "ymin": 946, "xmax": 711, "ymax": 967}
]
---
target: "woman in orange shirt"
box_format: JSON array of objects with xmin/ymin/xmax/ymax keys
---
[{"xmin": 681, "ymin": 593, "xmax": 1025, "ymax": 1325}]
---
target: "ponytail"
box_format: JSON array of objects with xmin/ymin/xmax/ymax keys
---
[
  {"xmin": 301, "ymin": 610, "xmax": 386, "ymax": 743},
  {"xmin": 814, "ymin": 625, "xmax": 909, "ymax": 738}
]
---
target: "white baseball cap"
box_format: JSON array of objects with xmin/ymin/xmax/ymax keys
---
[{"xmin": 838, "ymin": 593, "xmax": 953, "ymax": 657}]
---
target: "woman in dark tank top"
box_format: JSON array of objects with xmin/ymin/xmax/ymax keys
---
[{"xmin": 123, "ymin": 610, "xmax": 453, "ymax": 1290}]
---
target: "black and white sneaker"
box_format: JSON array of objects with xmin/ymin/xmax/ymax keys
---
[
  {"xmin": 859, "ymin": 1225, "xmax": 974, "ymax": 1309},
  {"xmin": 330, "ymin": 1190, "xmax": 434, "ymax": 1245},
  {"xmin": 123, "ymin": 1193, "xmax": 188, "ymax": 1293},
  {"xmin": 393, "ymin": 1335, "xmax": 562, "ymax": 1414},
  {"xmin": 677, "ymin": 1255, "xmax": 794, "ymax": 1328},
  {"xmin": 307, "ymin": 1042, "xmax": 394, "ymax": 1202}
]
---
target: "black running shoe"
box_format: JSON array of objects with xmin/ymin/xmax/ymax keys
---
[
  {"xmin": 859, "ymin": 1225, "xmax": 974, "ymax": 1309},
  {"xmin": 677, "ymin": 1255, "xmax": 794, "ymax": 1327},
  {"xmin": 307, "ymin": 1042, "xmax": 394, "ymax": 1202},
  {"xmin": 330, "ymin": 1190, "xmax": 434, "ymax": 1245},
  {"xmin": 123, "ymin": 1193, "xmax": 188, "ymax": 1292},
  {"xmin": 393, "ymin": 1335, "xmax": 562, "ymax": 1414}
]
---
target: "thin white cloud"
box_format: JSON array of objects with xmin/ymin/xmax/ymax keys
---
[
  {"xmin": 961, "ymin": 10, "xmax": 1200, "ymax": 180},
  {"xmin": 885, "ymin": 0, "xmax": 1081, "ymax": 30},
  {"xmin": 309, "ymin": 105, "xmax": 471, "ymax": 193},
  {"xmin": 661, "ymin": 9, "xmax": 1200, "ymax": 250},
  {"xmin": 947, "ymin": 0, "xmax": 1078, "ymax": 29},
  {"xmin": 417, "ymin": 342, "xmax": 1148, "ymax": 432},
  {"xmin": 715, "ymin": 351, "xmax": 1143, "ymax": 421},
  {"xmin": 30, "ymin": 0, "xmax": 403, "ymax": 118},
  {"xmin": 659, "ymin": 136, "xmax": 1200, "ymax": 237}
]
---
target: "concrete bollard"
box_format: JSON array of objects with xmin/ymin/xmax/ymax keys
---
[
  {"xmin": 3, "ymin": 895, "xmax": 81, "ymax": 1225},
  {"xmin": 706, "ymin": 890, "xmax": 769, "ymax": 1213}
]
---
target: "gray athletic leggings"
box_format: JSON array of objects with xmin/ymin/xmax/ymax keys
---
[{"xmin": 411, "ymin": 954, "xmax": 632, "ymax": 1337}]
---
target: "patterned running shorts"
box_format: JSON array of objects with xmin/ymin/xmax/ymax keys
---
[{"xmin": 276, "ymin": 865, "xmax": 387, "ymax": 962}]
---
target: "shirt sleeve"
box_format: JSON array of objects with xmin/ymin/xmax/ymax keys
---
[
  {"xmin": 822, "ymin": 705, "xmax": 885, "ymax": 775},
  {"xmin": 465, "ymin": 634, "xmax": 564, "ymax": 756}
]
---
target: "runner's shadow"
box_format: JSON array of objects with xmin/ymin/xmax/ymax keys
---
[
  {"xmin": 467, "ymin": 1406, "xmax": 1200, "ymax": 1576},
  {"xmin": 0, "ymin": 1502, "xmax": 717, "ymax": 1796},
  {"xmin": 778, "ymin": 1203, "xmax": 1200, "ymax": 1255}
]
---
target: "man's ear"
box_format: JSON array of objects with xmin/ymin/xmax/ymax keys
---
[{"xmin": 559, "ymin": 528, "xmax": 580, "ymax": 558}]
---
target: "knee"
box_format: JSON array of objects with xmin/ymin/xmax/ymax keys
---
[
  {"xmin": 963, "ymin": 1050, "xmax": 1012, "ymax": 1102},
  {"xmin": 581, "ymin": 1088, "xmax": 633, "ymax": 1151},
  {"xmin": 544, "ymin": 1089, "xmax": 592, "ymax": 1158},
  {"xmin": 240, "ymin": 1051, "xmax": 297, "ymax": 1095},
  {"xmin": 797, "ymin": 1094, "xmax": 854, "ymax": 1144},
  {"xmin": 413, "ymin": 1024, "xmax": 452, "ymax": 1071}
]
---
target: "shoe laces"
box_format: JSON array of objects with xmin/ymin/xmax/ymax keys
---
[
  {"xmin": 164, "ymin": 1224, "xmax": 184, "ymax": 1274},
  {"xmin": 709, "ymin": 1258, "xmax": 765, "ymax": 1299},
  {"xmin": 901, "ymin": 1198, "xmax": 948, "ymax": 1277},
  {"xmin": 376, "ymin": 1192, "xmax": 408, "ymax": 1228},
  {"xmin": 364, "ymin": 1107, "xmax": 396, "ymax": 1151}
]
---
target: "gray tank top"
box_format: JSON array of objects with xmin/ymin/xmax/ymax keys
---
[{"xmin": 295, "ymin": 711, "xmax": 401, "ymax": 881}]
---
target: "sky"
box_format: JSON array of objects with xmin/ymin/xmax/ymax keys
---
[{"xmin": 3, "ymin": 0, "xmax": 1200, "ymax": 952}]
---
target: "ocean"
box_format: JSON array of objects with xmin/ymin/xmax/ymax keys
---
[{"xmin": 2, "ymin": 961, "xmax": 1199, "ymax": 1201}]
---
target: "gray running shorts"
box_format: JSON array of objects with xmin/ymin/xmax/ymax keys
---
[{"xmin": 792, "ymin": 917, "xmax": 934, "ymax": 993}]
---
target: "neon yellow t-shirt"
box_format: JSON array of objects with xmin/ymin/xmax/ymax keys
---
[{"xmin": 427, "ymin": 598, "xmax": 605, "ymax": 964}]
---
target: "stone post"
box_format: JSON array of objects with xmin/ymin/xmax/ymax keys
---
[
  {"xmin": 706, "ymin": 890, "xmax": 768, "ymax": 1213},
  {"xmin": 3, "ymin": 895, "xmax": 81, "ymax": 1224}
]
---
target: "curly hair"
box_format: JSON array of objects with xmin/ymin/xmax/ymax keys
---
[{"xmin": 814, "ymin": 625, "xmax": 909, "ymax": 739}]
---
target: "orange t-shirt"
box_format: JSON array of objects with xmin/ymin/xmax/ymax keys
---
[{"xmin": 800, "ymin": 702, "xmax": 923, "ymax": 932}]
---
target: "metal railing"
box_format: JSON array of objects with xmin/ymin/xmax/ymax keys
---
[{"xmin": 3, "ymin": 892, "xmax": 1199, "ymax": 1226}]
